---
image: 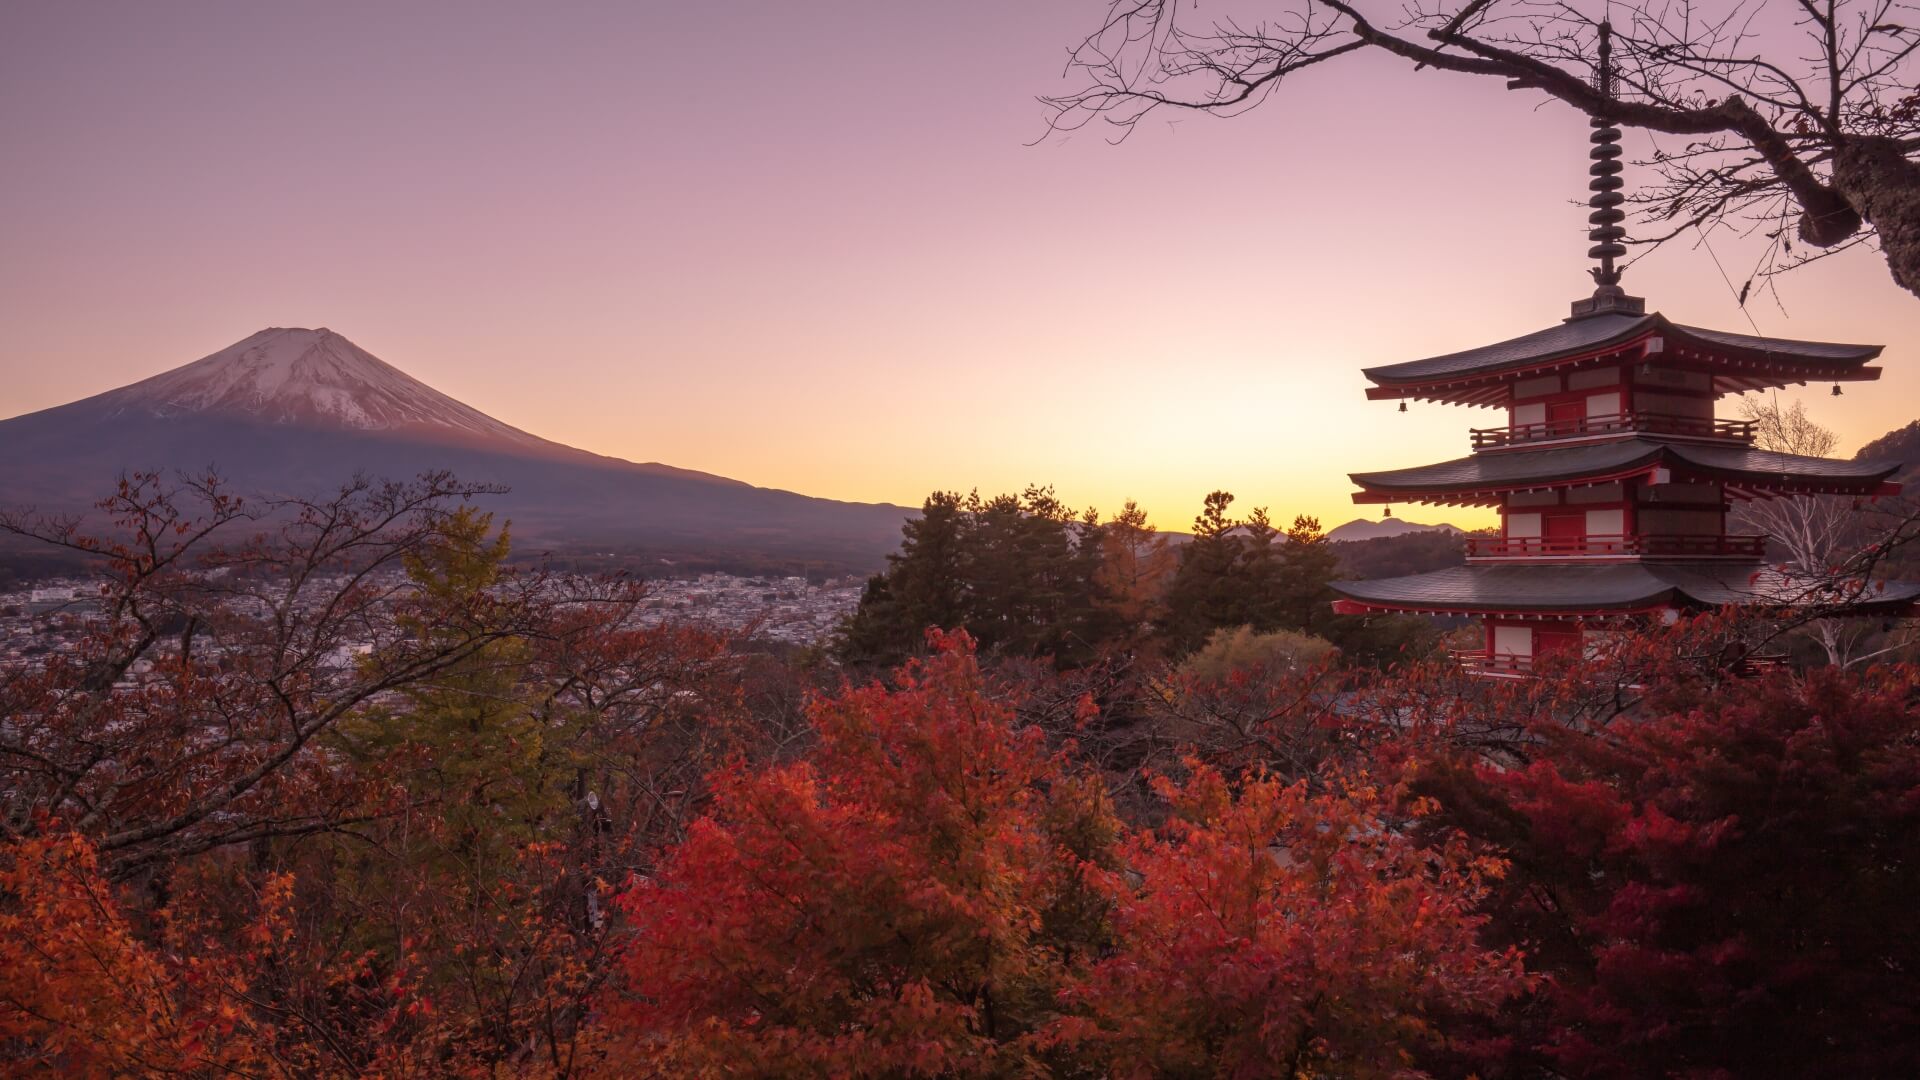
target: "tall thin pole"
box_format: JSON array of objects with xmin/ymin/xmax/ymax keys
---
[{"xmin": 1587, "ymin": 22, "xmax": 1628, "ymax": 294}]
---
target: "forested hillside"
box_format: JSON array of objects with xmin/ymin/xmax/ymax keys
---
[{"xmin": 1859, "ymin": 420, "xmax": 1920, "ymax": 482}]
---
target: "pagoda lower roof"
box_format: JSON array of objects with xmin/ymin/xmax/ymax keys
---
[
  {"xmin": 1331, "ymin": 562, "xmax": 1920, "ymax": 617},
  {"xmin": 1362, "ymin": 311, "xmax": 1882, "ymax": 406},
  {"xmin": 1350, "ymin": 438, "xmax": 1900, "ymax": 505}
]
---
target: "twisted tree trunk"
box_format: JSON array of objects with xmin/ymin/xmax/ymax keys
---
[{"xmin": 1828, "ymin": 136, "xmax": 1920, "ymax": 298}]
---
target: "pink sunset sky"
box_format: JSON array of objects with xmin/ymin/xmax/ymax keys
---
[{"xmin": 2, "ymin": 1, "xmax": 1913, "ymax": 531}]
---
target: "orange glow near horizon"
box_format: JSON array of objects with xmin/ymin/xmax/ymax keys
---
[{"xmin": 2, "ymin": 3, "xmax": 1913, "ymax": 538}]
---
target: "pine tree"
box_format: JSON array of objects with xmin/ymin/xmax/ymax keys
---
[
  {"xmin": 1236, "ymin": 506, "xmax": 1287, "ymax": 631},
  {"xmin": 1273, "ymin": 514, "xmax": 1340, "ymax": 635},
  {"xmin": 838, "ymin": 487, "xmax": 1113, "ymax": 666},
  {"xmin": 890, "ymin": 490, "xmax": 970, "ymax": 632},
  {"xmin": 1164, "ymin": 491, "xmax": 1248, "ymax": 654},
  {"xmin": 838, "ymin": 491, "xmax": 969, "ymax": 665}
]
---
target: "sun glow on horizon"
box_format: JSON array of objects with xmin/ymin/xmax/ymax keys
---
[{"xmin": 1, "ymin": 2, "xmax": 1911, "ymax": 540}]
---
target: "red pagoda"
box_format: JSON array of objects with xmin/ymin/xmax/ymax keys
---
[{"xmin": 1329, "ymin": 59, "xmax": 1918, "ymax": 674}]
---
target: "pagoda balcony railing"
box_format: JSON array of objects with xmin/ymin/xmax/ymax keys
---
[
  {"xmin": 1452, "ymin": 648, "xmax": 1789, "ymax": 678},
  {"xmin": 1467, "ymin": 534, "xmax": 1767, "ymax": 559},
  {"xmin": 1451, "ymin": 649, "xmax": 1534, "ymax": 677},
  {"xmin": 1470, "ymin": 412, "xmax": 1756, "ymax": 450},
  {"xmin": 1735, "ymin": 653, "xmax": 1792, "ymax": 676}
]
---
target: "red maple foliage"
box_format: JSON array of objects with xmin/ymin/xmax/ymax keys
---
[
  {"xmin": 607, "ymin": 632, "xmax": 1527, "ymax": 1077},
  {"xmin": 1411, "ymin": 662, "xmax": 1920, "ymax": 1078},
  {"xmin": 8, "ymin": 473, "xmax": 1917, "ymax": 1076},
  {"xmin": 606, "ymin": 630, "xmax": 1114, "ymax": 1075},
  {"xmin": 1059, "ymin": 763, "xmax": 1528, "ymax": 1078}
]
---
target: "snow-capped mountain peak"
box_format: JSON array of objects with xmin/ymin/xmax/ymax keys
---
[{"xmin": 95, "ymin": 327, "xmax": 541, "ymax": 444}]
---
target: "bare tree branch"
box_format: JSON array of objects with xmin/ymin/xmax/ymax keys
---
[{"xmin": 1047, "ymin": 0, "xmax": 1920, "ymax": 296}]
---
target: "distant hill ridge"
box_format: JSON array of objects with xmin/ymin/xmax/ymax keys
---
[
  {"xmin": 1326, "ymin": 518, "xmax": 1462, "ymax": 543},
  {"xmin": 1858, "ymin": 421, "xmax": 1920, "ymax": 483}
]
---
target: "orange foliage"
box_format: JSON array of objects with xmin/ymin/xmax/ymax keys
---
[{"xmin": 0, "ymin": 830, "xmax": 285, "ymax": 1076}]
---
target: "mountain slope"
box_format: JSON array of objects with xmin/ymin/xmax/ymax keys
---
[
  {"xmin": 0, "ymin": 328, "xmax": 907, "ymax": 568},
  {"xmin": 1857, "ymin": 421, "xmax": 1920, "ymax": 484},
  {"xmin": 1326, "ymin": 518, "xmax": 1461, "ymax": 542}
]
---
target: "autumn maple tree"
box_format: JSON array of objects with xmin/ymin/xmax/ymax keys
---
[
  {"xmin": 1410, "ymin": 658, "xmax": 1920, "ymax": 1077},
  {"xmin": 605, "ymin": 631, "xmax": 1116, "ymax": 1075},
  {"xmin": 606, "ymin": 632, "xmax": 1528, "ymax": 1077},
  {"xmin": 1059, "ymin": 763, "xmax": 1528, "ymax": 1079},
  {"xmin": 0, "ymin": 830, "xmax": 288, "ymax": 1075}
]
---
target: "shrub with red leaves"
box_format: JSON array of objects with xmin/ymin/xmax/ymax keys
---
[{"xmin": 1414, "ymin": 665, "xmax": 1920, "ymax": 1078}]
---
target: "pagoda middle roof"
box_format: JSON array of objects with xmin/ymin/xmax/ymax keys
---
[
  {"xmin": 1350, "ymin": 438, "xmax": 1900, "ymax": 505},
  {"xmin": 1362, "ymin": 311, "xmax": 1882, "ymax": 391},
  {"xmin": 1332, "ymin": 562, "xmax": 1920, "ymax": 616}
]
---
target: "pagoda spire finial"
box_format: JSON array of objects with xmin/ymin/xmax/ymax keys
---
[{"xmin": 1570, "ymin": 21, "xmax": 1645, "ymax": 319}]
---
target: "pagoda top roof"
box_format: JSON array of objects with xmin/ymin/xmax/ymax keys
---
[
  {"xmin": 1362, "ymin": 310, "xmax": 1882, "ymax": 406},
  {"xmin": 1350, "ymin": 438, "xmax": 1901, "ymax": 505},
  {"xmin": 1331, "ymin": 562, "xmax": 1920, "ymax": 617}
]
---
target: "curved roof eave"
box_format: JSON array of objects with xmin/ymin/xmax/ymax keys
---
[
  {"xmin": 1330, "ymin": 563, "xmax": 1920, "ymax": 615},
  {"xmin": 1361, "ymin": 311, "xmax": 1883, "ymax": 389},
  {"xmin": 1330, "ymin": 564, "xmax": 1682, "ymax": 613},
  {"xmin": 1347, "ymin": 439, "xmax": 1900, "ymax": 503}
]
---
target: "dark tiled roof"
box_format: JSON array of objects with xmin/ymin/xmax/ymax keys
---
[
  {"xmin": 1677, "ymin": 323, "xmax": 1882, "ymax": 361},
  {"xmin": 1362, "ymin": 312, "xmax": 1881, "ymax": 386},
  {"xmin": 1669, "ymin": 443, "xmax": 1904, "ymax": 480},
  {"xmin": 1350, "ymin": 439, "xmax": 1899, "ymax": 497},
  {"xmin": 1364, "ymin": 313, "xmax": 1651, "ymax": 384},
  {"xmin": 1332, "ymin": 562, "xmax": 1920, "ymax": 614},
  {"xmin": 1353, "ymin": 440, "xmax": 1659, "ymax": 494}
]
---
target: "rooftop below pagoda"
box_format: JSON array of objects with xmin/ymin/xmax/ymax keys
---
[
  {"xmin": 1363, "ymin": 310, "xmax": 1883, "ymax": 408},
  {"xmin": 1331, "ymin": 561, "xmax": 1920, "ymax": 617}
]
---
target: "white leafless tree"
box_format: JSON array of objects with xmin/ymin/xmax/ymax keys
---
[{"xmin": 1734, "ymin": 395, "xmax": 1917, "ymax": 664}]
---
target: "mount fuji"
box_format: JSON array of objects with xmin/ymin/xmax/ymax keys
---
[
  {"xmin": 0, "ymin": 328, "xmax": 910, "ymax": 569},
  {"xmin": 91, "ymin": 327, "xmax": 560, "ymax": 445}
]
